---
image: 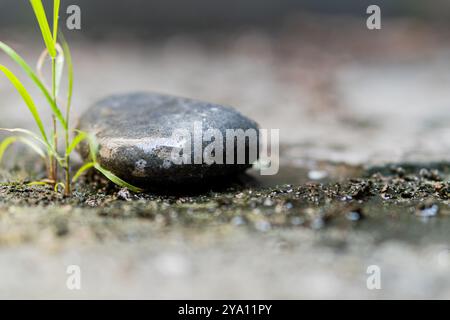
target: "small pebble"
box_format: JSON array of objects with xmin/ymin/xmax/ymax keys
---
[
  {"xmin": 416, "ymin": 203, "xmax": 439, "ymax": 218},
  {"xmin": 117, "ymin": 188, "xmax": 132, "ymax": 201},
  {"xmin": 345, "ymin": 208, "xmax": 364, "ymax": 221},
  {"xmin": 308, "ymin": 170, "xmax": 328, "ymax": 180}
]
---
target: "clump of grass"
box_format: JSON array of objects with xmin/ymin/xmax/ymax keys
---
[{"xmin": 0, "ymin": 0, "xmax": 142, "ymax": 194}]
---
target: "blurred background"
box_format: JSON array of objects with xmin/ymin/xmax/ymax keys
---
[
  {"xmin": 2, "ymin": 0, "xmax": 450, "ymax": 32},
  {"xmin": 1, "ymin": 0, "xmax": 449, "ymax": 168}
]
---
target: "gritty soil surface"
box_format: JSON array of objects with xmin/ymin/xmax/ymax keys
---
[
  {"xmin": 1, "ymin": 16, "xmax": 450, "ymax": 298},
  {"xmin": 0, "ymin": 164, "xmax": 449, "ymax": 246},
  {"xmin": 0, "ymin": 162, "xmax": 449, "ymax": 299}
]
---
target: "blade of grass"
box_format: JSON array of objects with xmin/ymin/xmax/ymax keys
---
[
  {"xmin": 65, "ymin": 131, "xmax": 87, "ymax": 156},
  {"xmin": 72, "ymin": 162, "xmax": 95, "ymax": 182},
  {"xmin": 53, "ymin": 0, "xmax": 61, "ymax": 44},
  {"xmin": 0, "ymin": 128, "xmax": 48, "ymax": 148},
  {"xmin": 0, "ymin": 128, "xmax": 64, "ymax": 166},
  {"xmin": 0, "ymin": 65, "xmax": 49, "ymax": 144},
  {"xmin": 28, "ymin": 181, "xmax": 51, "ymax": 186},
  {"xmin": 0, "ymin": 42, "xmax": 67, "ymax": 129},
  {"xmin": 94, "ymin": 163, "xmax": 143, "ymax": 193},
  {"xmin": 54, "ymin": 181, "xmax": 65, "ymax": 192},
  {"xmin": 61, "ymin": 34, "xmax": 74, "ymax": 196},
  {"xmin": 60, "ymin": 34, "xmax": 73, "ymax": 196},
  {"xmin": 60, "ymin": 33, "xmax": 73, "ymax": 118},
  {"xmin": 75, "ymin": 131, "xmax": 142, "ymax": 192},
  {"xmin": 76, "ymin": 130, "xmax": 99, "ymax": 163},
  {"xmin": 30, "ymin": 0, "xmax": 56, "ymax": 58},
  {"xmin": 0, "ymin": 137, "xmax": 18, "ymax": 163},
  {"xmin": 0, "ymin": 136, "xmax": 45, "ymax": 163}
]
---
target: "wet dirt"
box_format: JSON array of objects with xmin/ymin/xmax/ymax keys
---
[
  {"xmin": 0, "ymin": 160, "xmax": 449, "ymax": 299},
  {"xmin": 0, "ymin": 162, "xmax": 448, "ymax": 246}
]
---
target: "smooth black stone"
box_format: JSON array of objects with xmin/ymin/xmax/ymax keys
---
[{"xmin": 77, "ymin": 92, "xmax": 259, "ymax": 186}]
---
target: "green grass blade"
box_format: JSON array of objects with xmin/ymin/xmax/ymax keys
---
[
  {"xmin": 74, "ymin": 129, "xmax": 98, "ymax": 162},
  {"xmin": 0, "ymin": 65, "xmax": 48, "ymax": 144},
  {"xmin": 94, "ymin": 163, "xmax": 143, "ymax": 193},
  {"xmin": 0, "ymin": 137, "xmax": 18, "ymax": 163},
  {"xmin": 72, "ymin": 162, "xmax": 95, "ymax": 182},
  {"xmin": 60, "ymin": 33, "xmax": 73, "ymax": 119},
  {"xmin": 53, "ymin": 0, "xmax": 61, "ymax": 43},
  {"xmin": 0, "ymin": 128, "xmax": 47, "ymax": 147},
  {"xmin": 66, "ymin": 131, "xmax": 87, "ymax": 156},
  {"xmin": 54, "ymin": 182, "xmax": 65, "ymax": 192},
  {"xmin": 30, "ymin": 0, "xmax": 56, "ymax": 58},
  {"xmin": 88, "ymin": 135, "xmax": 99, "ymax": 163},
  {"xmin": 27, "ymin": 181, "xmax": 50, "ymax": 186},
  {"xmin": 0, "ymin": 129, "xmax": 60, "ymax": 164},
  {"xmin": 78, "ymin": 130, "xmax": 98, "ymax": 162},
  {"xmin": 0, "ymin": 41, "xmax": 67, "ymax": 129},
  {"xmin": 0, "ymin": 136, "xmax": 45, "ymax": 164},
  {"xmin": 75, "ymin": 131, "xmax": 142, "ymax": 192}
]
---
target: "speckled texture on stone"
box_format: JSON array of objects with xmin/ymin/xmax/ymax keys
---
[{"xmin": 77, "ymin": 92, "xmax": 259, "ymax": 186}]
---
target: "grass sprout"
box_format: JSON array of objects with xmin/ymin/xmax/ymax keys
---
[
  {"xmin": 70, "ymin": 131, "xmax": 143, "ymax": 193},
  {"xmin": 0, "ymin": 0, "xmax": 142, "ymax": 195}
]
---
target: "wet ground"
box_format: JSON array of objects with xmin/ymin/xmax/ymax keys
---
[
  {"xmin": 0, "ymin": 17, "xmax": 449, "ymax": 298},
  {"xmin": 0, "ymin": 161, "xmax": 448, "ymax": 299}
]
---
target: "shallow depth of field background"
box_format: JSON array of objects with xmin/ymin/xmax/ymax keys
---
[
  {"xmin": 1, "ymin": 0, "xmax": 449, "ymax": 166},
  {"xmin": 0, "ymin": 0, "xmax": 449, "ymax": 299}
]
